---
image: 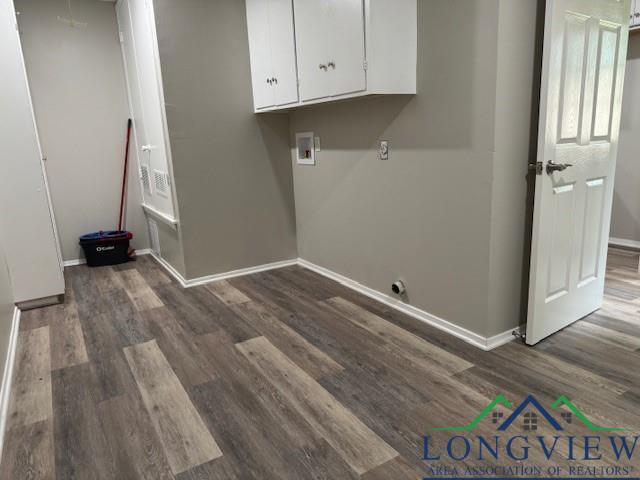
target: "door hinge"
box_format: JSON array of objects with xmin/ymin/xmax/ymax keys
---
[
  {"xmin": 119, "ymin": 31, "xmax": 124, "ymax": 44},
  {"xmin": 363, "ymin": 60, "xmax": 368, "ymax": 71},
  {"xmin": 528, "ymin": 162, "xmax": 543, "ymax": 175}
]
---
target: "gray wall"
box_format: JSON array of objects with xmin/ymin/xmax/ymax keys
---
[
  {"xmin": 153, "ymin": 0, "xmax": 297, "ymax": 280},
  {"xmin": 611, "ymin": 35, "xmax": 640, "ymax": 244},
  {"xmin": 290, "ymin": 0, "xmax": 498, "ymax": 336},
  {"xmin": 290, "ymin": 0, "xmax": 539, "ymax": 338},
  {"xmin": 488, "ymin": 0, "xmax": 541, "ymax": 336},
  {"xmin": 16, "ymin": 0, "xmax": 149, "ymax": 262}
]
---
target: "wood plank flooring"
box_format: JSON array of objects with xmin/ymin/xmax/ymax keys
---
[{"xmin": 1, "ymin": 249, "xmax": 639, "ymax": 479}]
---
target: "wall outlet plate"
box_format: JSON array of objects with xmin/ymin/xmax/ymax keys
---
[
  {"xmin": 314, "ymin": 136, "xmax": 321, "ymax": 152},
  {"xmin": 380, "ymin": 140, "xmax": 389, "ymax": 160}
]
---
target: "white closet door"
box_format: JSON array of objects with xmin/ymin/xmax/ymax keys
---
[
  {"xmin": 0, "ymin": 0, "xmax": 64, "ymax": 302},
  {"xmin": 325, "ymin": 0, "xmax": 366, "ymax": 97},
  {"xmin": 246, "ymin": 0, "xmax": 276, "ymax": 109},
  {"xmin": 268, "ymin": 0, "xmax": 299, "ymax": 106},
  {"xmin": 117, "ymin": 0, "xmax": 150, "ymax": 204},
  {"xmin": 125, "ymin": 0, "xmax": 174, "ymax": 217},
  {"xmin": 294, "ymin": 0, "xmax": 332, "ymax": 101}
]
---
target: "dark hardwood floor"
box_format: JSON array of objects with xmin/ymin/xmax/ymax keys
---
[{"xmin": 1, "ymin": 249, "xmax": 639, "ymax": 479}]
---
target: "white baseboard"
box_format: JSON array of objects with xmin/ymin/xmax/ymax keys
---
[
  {"xmin": 182, "ymin": 259, "xmax": 298, "ymax": 288},
  {"xmin": 150, "ymin": 252, "xmax": 188, "ymax": 286},
  {"xmin": 63, "ymin": 248, "xmax": 153, "ymax": 268},
  {"xmin": 63, "ymin": 258, "xmax": 86, "ymax": 267},
  {"xmin": 298, "ymin": 258, "xmax": 515, "ymax": 351},
  {"xmin": 147, "ymin": 251, "xmax": 514, "ymax": 351},
  {"xmin": 0, "ymin": 307, "xmax": 21, "ymax": 460},
  {"xmin": 150, "ymin": 253, "xmax": 298, "ymax": 289},
  {"xmin": 609, "ymin": 237, "xmax": 640, "ymax": 251}
]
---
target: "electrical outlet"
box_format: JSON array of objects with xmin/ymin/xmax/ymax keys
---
[
  {"xmin": 314, "ymin": 136, "xmax": 321, "ymax": 152},
  {"xmin": 379, "ymin": 140, "xmax": 389, "ymax": 160}
]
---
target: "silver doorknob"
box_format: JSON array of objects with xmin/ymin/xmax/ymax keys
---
[{"xmin": 546, "ymin": 160, "xmax": 573, "ymax": 174}]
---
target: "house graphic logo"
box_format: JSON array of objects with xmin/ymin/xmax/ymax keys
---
[
  {"xmin": 423, "ymin": 394, "xmax": 637, "ymax": 477},
  {"xmin": 431, "ymin": 394, "xmax": 627, "ymax": 432}
]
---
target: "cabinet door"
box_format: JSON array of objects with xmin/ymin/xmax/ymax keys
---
[
  {"xmin": 246, "ymin": 0, "xmax": 275, "ymax": 109},
  {"xmin": 268, "ymin": 0, "xmax": 299, "ymax": 105},
  {"xmin": 294, "ymin": 0, "xmax": 332, "ymax": 101},
  {"xmin": 325, "ymin": 0, "xmax": 366, "ymax": 97}
]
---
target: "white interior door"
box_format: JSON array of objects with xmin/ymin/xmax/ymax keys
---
[
  {"xmin": 527, "ymin": 0, "xmax": 630, "ymax": 345},
  {"xmin": 117, "ymin": 0, "xmax": 150, "ymax": 204},
  {"xmin": 246, "ymin": 0, "xmax": 275, "ymax": 109},
  {"xmin": 268, "ymin": 0, "xmax": 299, "ymax": 106},
  {"xmin": 117, "ymin": 0, "xmax": 174, "ymax": 218},
  {"xmin": 294, "ymin": 0, "xmax": 332, "ymax": 101},
  {"xmin": 325, "ymin": 0, "xmax": 366, "ymax": 97}
]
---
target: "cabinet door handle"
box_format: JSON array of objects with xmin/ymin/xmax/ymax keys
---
[
  {"xmin": 271, "ymin": 77, "xmax": 278, "ymax": 84},
  {"xmin": 327, "ymin": 61, "xmax": 335, "ymax": 69},
  {"xmin": 319, "ymin": 64, "xmax": 328, "ymax": 71}
]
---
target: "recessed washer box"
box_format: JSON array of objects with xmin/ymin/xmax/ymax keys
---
[{"xmin": 295, "ymin": 132, "xmax": 316, "ymax": 166}]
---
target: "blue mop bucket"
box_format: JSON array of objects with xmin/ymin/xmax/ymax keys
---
[{"xmin": 79, "ymin": 230, "xmax": 133, "ymax": 267}]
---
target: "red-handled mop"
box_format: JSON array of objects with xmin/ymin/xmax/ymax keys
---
[
  {"xmin": 118, "ymin": 118, "xmax": 133, "ymax": 232},
  {"xmin": 78, "ymin": 119, "xmax": 135, "ymax": 267}
]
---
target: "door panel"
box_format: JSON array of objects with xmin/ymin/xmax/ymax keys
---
[
  {"xmin": 117, "ymin": 0, "xmax": 150, "ymax": 203},
  {"xmin": 546, "ymin": 182, "xmax": 575, "ymax": 302},
  {"xmin": 246, "ymin": 0, "xmax": 275, "ymax": 109},
  {"xmin": 294, "ymin": 0, "xmax": 332, "ymax": 101},
  {"xmin": 268, "ymin": 0, "xmax": 299, "ymax": 106},
  {"xmin": 557, "ymin": 13, "xmax": 588, "ymax": 144},
  {"xmin": 578, "ymin": 177, "xmax": 605, "ymax": 285},
  {"xmin": 592, "ymin": 24, "xmax": 621, "ymax": 139},
  {"xmin": 526, "ymin": 0, "xmax": 630, "ymax": 345},
  {"xmin": 325, "ymin": 0, "xmax": 366, "ymax": 97},
  {"xmin": 126, "ymin": 0, "xmax": 174, "ymax": 217}
]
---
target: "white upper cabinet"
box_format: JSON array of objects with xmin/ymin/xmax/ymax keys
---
[
  {"xmin": 268, "ymin": 0, "xmax": 300, "ymax": 105},
  {"xmin": 294, "ymin": 0, "xmax": 366, "ymax": 101},
  {"xmin": 245, "ymin": 0, "xmax": 417, "ymax": 112},
  {"xmin": 246, "ymin": 0, "xmax": 299, "ymax": 109}
]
